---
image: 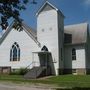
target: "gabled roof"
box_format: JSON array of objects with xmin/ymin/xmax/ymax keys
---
[
  {"xmin": 64, "ymin": 23, "xmax": 88, "ymax": 45},
  {"xmin": 0, "ymin": 22, "xmax": 14, "ymax": 45},
  {"xmin": 36, "ymin": 1, "xmax": 64, "ymax": 17},
  {"xmin": 22, "ymin": 23, "xmax": 37, "ymax": 38},
  {"xmin": 22, "ymin": 23, "xmax": 41, "ymax": 47},
  {"xmin": 0, "ymin": 21, "xmax": 41, "ymax": 47}
]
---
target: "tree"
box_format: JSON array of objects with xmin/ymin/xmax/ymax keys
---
[{"xmin": 0, "ymin": 0, "xmax": 37, "ymax": 30}]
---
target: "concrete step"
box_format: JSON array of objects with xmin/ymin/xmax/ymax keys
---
[{"xmin": 24, "ymin": 67, "xmax": 47, "ymax": 79}]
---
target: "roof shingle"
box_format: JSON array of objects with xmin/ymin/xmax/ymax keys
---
[{"xmin": 64, "ymin": 23, "xmax": 88, "ymax": 44}]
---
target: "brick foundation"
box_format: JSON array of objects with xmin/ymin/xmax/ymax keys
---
[
  {"xmin": 0, "ymin": 67, "xmax": 11, "ymax": 74},
  {"xmin": 77, "ymin": 69, "xmax": 86, "ymax": 75},
  {"xmin": 63, "ymin": 68, "xmax": 86, "ymax": 75}
]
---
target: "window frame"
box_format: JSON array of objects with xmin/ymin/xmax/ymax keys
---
[
  {"xmin": 10, "ymin": 42, "xmax": 20, "ymax": 62},
  {"xmin": 72, "ymin": 48, "xmax": 76, "ymax": 60}
]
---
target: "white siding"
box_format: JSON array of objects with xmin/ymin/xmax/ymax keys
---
[
  {"xmin": 37, "ymin": 10, "xmax": 59, "ymax": 75},
  {"xmin": 0, "ymin": 29, "xmax": 40, "ymax": 69},
  {"xmin": 72, "ymin": 48, "xmax": 86, "ymax": 68},
  {"xmin": 64, "ymin": 45, "xmax": 86, "ymax": 69}
]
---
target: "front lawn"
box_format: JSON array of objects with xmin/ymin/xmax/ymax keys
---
[
  {"xmin": 48, "ymin": 75, "xmax": 90, "ymax": 87},
  {"xmin": 0, "ymin": 75, "xmax": 90, "ymax": 88}
]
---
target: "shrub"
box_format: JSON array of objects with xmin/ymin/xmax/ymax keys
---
[
  {"xmin": 10, "ymin": 68, "xmax": 29, "ymax": 75},
  {"xmin": 18, "ymin": 68, "xmax": 29, "ymax": 75}
]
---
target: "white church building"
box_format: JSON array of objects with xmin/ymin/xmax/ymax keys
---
[{"xmin": 0, "ymin": 1, "xmax": 90, "ymax": 77}]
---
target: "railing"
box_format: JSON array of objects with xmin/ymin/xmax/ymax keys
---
[
  {"xmin": 24, "ymin": 62, "xmax": 47, "ymax": 79},
  {"xmin": 25, "ymin": 61, "xmax": 40, "ymax": 69},
  {"xmin": 25, "ymin": 62, "xmax": 34, "ymax": 69}
]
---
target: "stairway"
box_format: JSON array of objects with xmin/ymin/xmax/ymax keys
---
[{"xmin": 24, "ymin": 67, "xmax": 47, "ymax": 79}]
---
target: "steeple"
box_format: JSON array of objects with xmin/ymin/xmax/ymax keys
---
[
  {"xmin": 36, "ymin": 1, "xmax": 59, "ymax": 16},
  {"xmin": 37, "ymin": 1, "xmax": 64, "ymax": 75}
]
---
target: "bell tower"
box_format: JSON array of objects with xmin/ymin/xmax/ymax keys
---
[{"xmin": 36, "ymin": 1, "xmax": 64, "ymax": 75}]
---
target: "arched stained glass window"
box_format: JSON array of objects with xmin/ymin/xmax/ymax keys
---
[
  {"xmin": 41, "ymin": 45, "xmax": 48, "ymax": 51},
  {"xmin": 10, "ymin": 42, "xmax": 20, "ymax": 61}
]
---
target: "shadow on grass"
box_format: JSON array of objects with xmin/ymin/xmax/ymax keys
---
[{"xmin": 56, "ymin": 87, "xmax": 90, "ymax": 90}]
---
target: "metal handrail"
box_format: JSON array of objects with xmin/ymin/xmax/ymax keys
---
[
  {"xmin": 25, "ymin": 62, "xmax": 34, "ymax": 69},
  {"xmin": 25, "ymin": 61, "xmax": 40, "ymax": 69}
]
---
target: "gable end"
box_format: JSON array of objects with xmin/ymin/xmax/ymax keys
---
[
  {"xmin": 36, "ymin": 1, "xmax": 58, "ymax": 16},
  {"xmin": 40, "ymin": 4, "xmax": 54, "ymax": 12}
]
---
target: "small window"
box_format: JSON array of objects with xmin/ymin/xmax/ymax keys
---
[
  {"xmin": 41, "ymin": 45, "xmax": 48, "ymax": 51},
  {"xmin": 72, "ymin": 48, "xmax": 76, "ymax": 60}
]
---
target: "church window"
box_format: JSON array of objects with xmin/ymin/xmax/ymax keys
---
[
  {"xmin": 72, "ymin": 48, "xmax": 76, "ymax": 60},
  {"xmin": 10, "ymin": 42, "xmax": 20, "ymax": 61},
  {"xmin": 41, "ymin": 45, "xmax": 48, "ymax": 51}
]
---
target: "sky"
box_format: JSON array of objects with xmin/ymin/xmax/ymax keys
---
[
  {"xmin": 19, "ymin": 0, "xmax": 90, "ymax": 29},
  {"xmin": 0, "ymin": 0, "xmax": 90, "ymax": 31}
]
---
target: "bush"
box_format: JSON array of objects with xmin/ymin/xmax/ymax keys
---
[
  {"xmin": 10, "ymin": 68, "xmax": 29, "ymax": 75},
  {"xmin": 18, "ymin": 68, "xmax": 29, "ymax": 75}
]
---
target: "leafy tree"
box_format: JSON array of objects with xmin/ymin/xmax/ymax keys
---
[{"xmin": 0, "ymin": 0, "xmax": 37, "ymax": 30}]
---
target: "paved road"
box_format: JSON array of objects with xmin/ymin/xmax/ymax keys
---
[{"xmin": 0, "ymin": 83, "xmax": 54, "ymax": 90}]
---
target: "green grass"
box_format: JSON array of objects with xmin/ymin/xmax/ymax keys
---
[
  {"xmin": 48, "ymin": 75, "xmax": 90, "ymax": 87},
  {"xmin": 0, "ymin": 75, "xmax": 90, "ymax": 88}
]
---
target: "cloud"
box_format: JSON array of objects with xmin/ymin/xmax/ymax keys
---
[{"xmin": 84, "ymin": 0, "xmax": 90, "ymax": 5}]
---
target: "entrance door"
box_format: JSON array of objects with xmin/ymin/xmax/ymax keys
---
[
  {"xmin": 39, "ymin": 54, "xmax": 48, "ymax": 67},
  {"xmin": 38, "ymin": 53, "xmax": 52, "ymax": 76}
]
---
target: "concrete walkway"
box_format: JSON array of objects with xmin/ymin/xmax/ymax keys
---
[{"xmin": 0, "ymin": 82, "xmax": 55, "ymax": 90}]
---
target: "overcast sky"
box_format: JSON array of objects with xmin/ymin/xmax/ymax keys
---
[{"xmin": 0, "ymin": 0, "xmax": 90, "ymax": 32}]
